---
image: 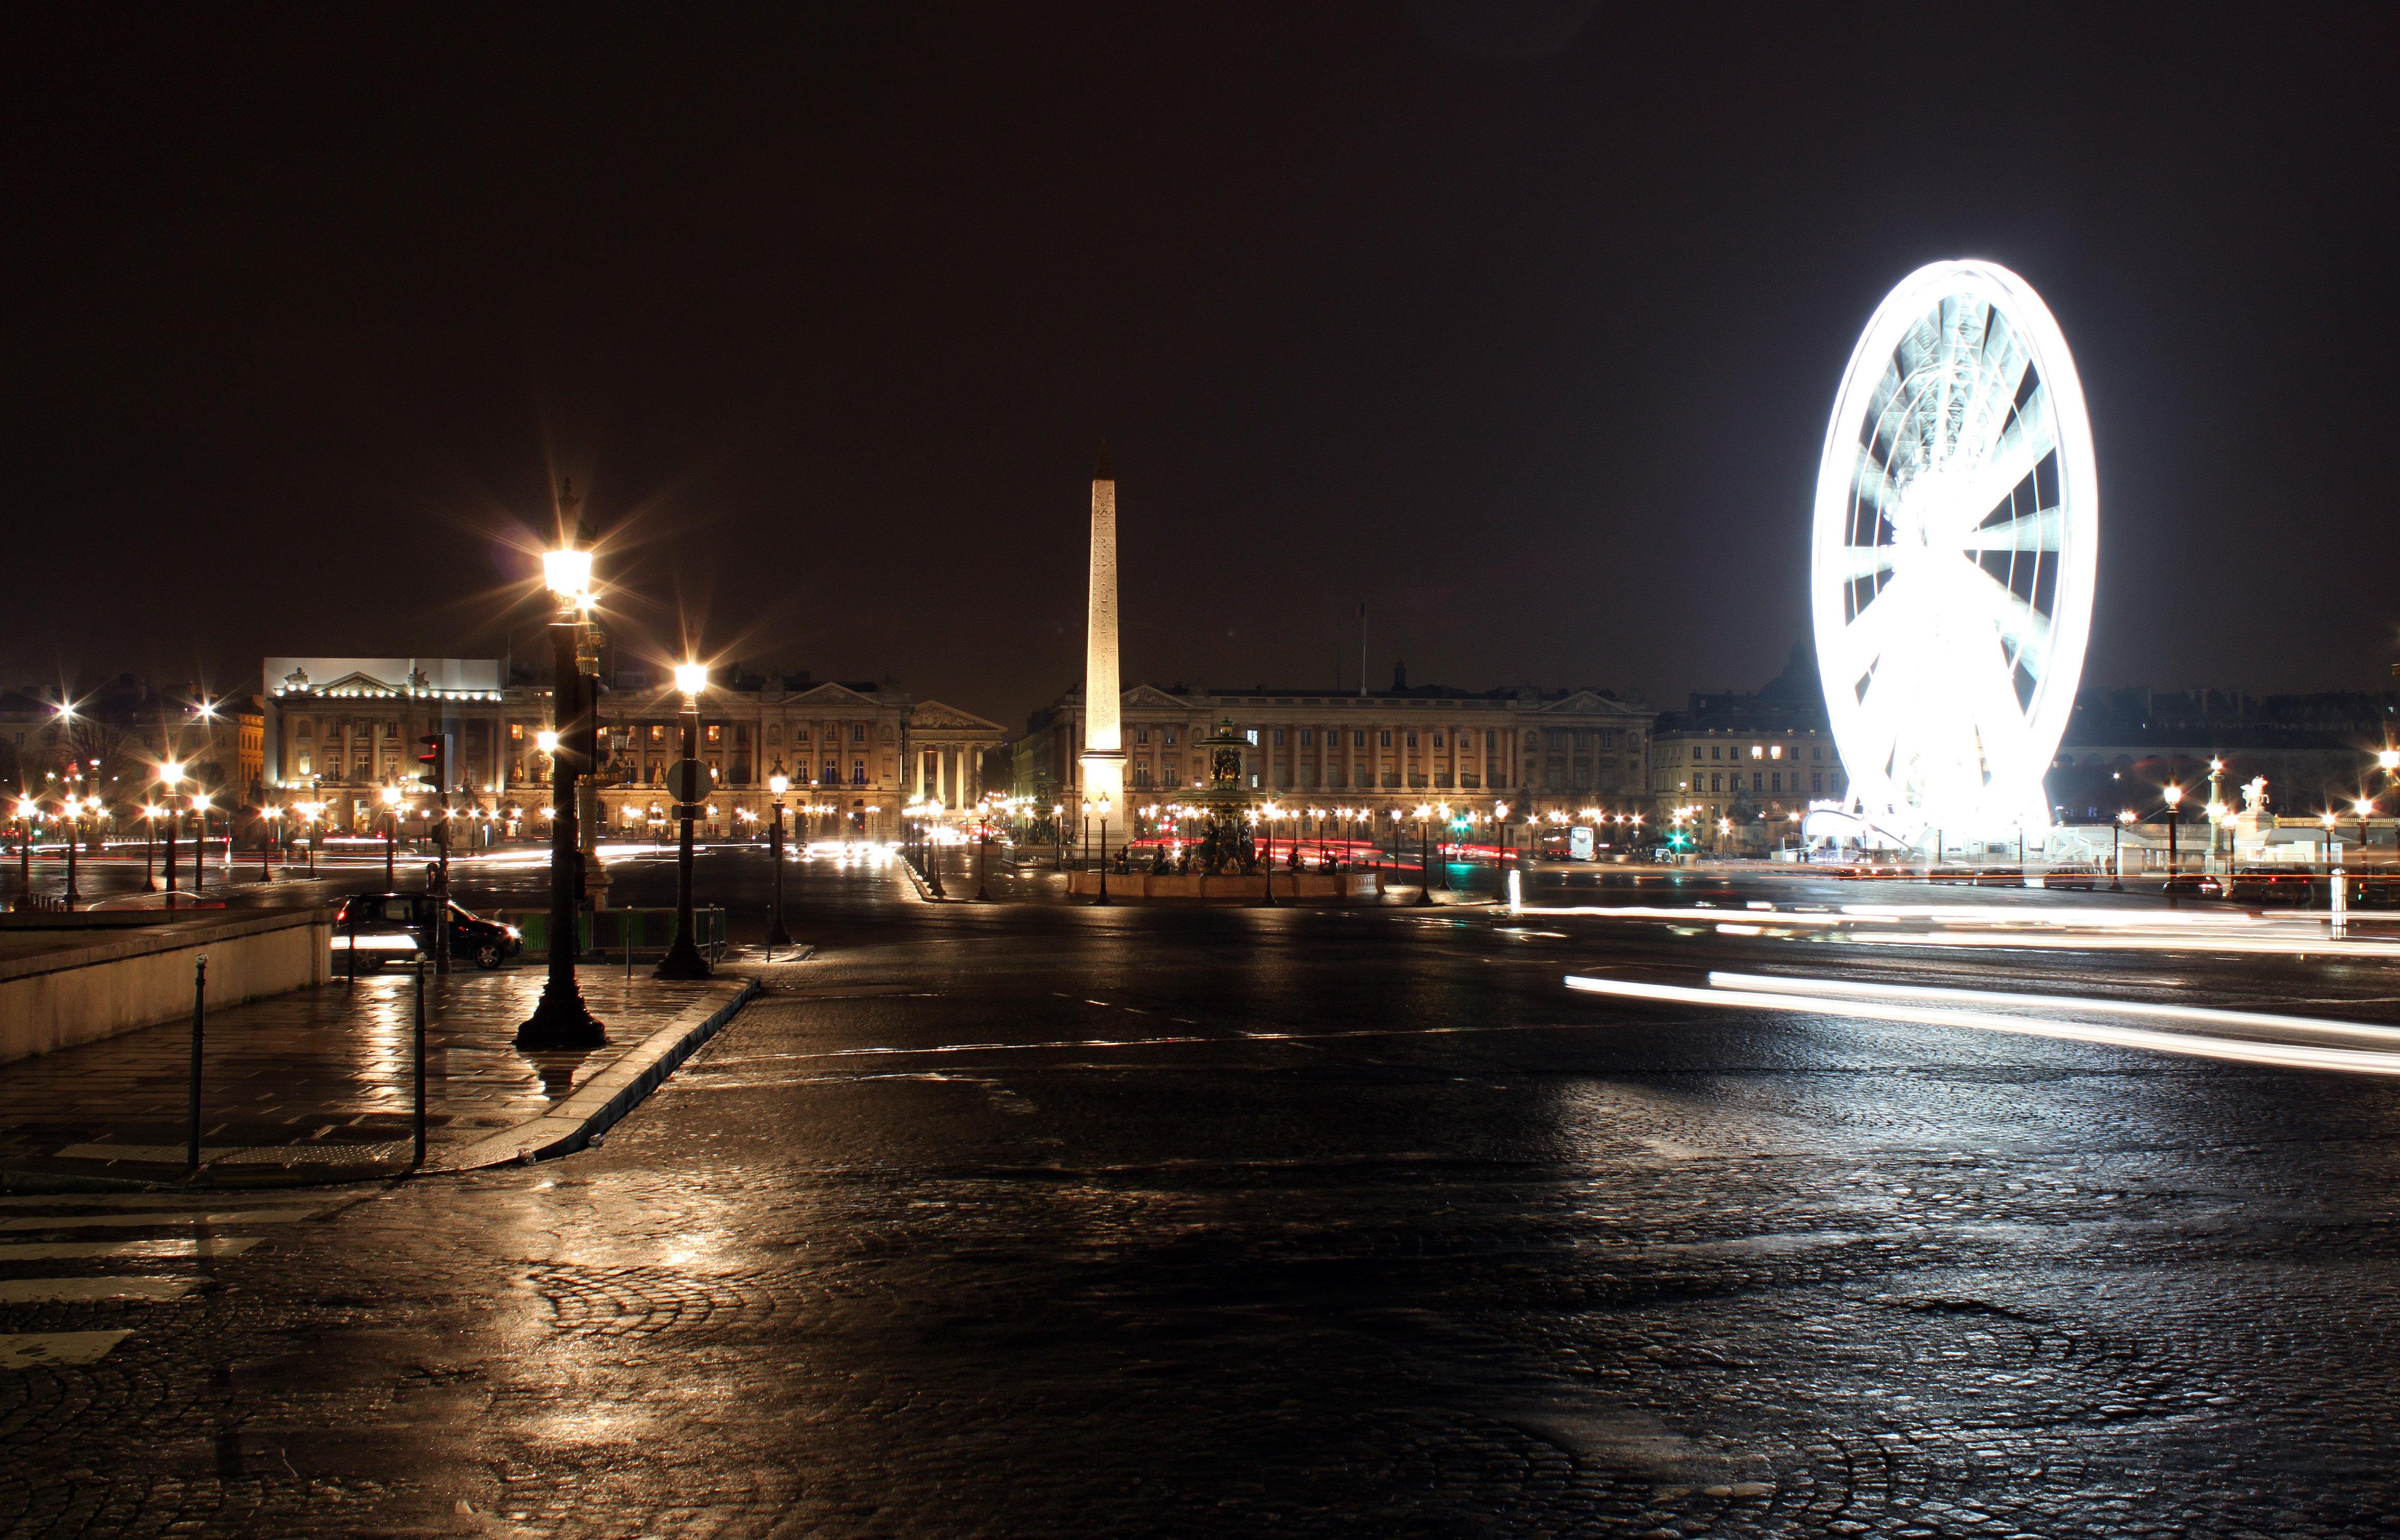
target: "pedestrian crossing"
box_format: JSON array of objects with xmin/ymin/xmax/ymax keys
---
[{"xmin": 0, "ymin": 1191, "xmax": 331, "ymax": 1368}]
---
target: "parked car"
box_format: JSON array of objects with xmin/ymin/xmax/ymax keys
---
[
  {"xmin": 2227, "ymin": 869, "xmax": 2315, "ymax": 905},
  {"xmin": 2040, "ymin": 863, "xmax": 2100, "ymax": 890},
  {"xmin": 333, "ymin": 893, "xmax": 523, "ymax": 969},
  {"xmin": 2160, "ymin": 873, "xmax": 2226, "ymax": 899}
]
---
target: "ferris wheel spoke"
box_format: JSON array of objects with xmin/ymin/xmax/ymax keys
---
[
  {"xmin": 1830, "ymin": 543, "xmax": 1898, "ymax": 581},
  {"xmin": 1953, "ymin": 333, "xmax": 2032, "ymax": 471},
  {"xmin": 1964, "ymin": 635, "xmax": 2034, "ymax": 770},
  {"xmin": 1952, "ymin": 383, "xmax": 2055, "ymax": 527},
  {"xmin": 1958, "ymin": 506, "xmax": 2064, "ymax": 552},
  {"xmin": 1828, "ymin": 573, "xmax": 1912, "ymax": 684},
  {"xmin": 1960, "ymin": 564, "xmax": 2052, "ymax": 674}
]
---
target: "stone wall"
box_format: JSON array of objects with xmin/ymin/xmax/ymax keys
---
[{"xmin": 0, "ymin": 907, "xmax": 333, "ymax": 1064}]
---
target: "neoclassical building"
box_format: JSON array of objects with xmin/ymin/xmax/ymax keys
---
[
  {"xmin": 1015, "ymin": 675, "xmax": 1654, "ymax": 835},
  {"xmin": 261, "ymin": 657, "xmax": 1001, "ymax": 841}
]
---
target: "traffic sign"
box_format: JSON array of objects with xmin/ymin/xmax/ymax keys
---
[{"xmin": 666, "ymin": 758, "xmax": 707, "ymax": 804}]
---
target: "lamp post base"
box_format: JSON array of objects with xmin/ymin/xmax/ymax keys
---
[
  {"xmin": 765, "ymin": 918, "xmax": 794, "ymax": 949},
  {"xmin": 515, "ymin": 979, "xmax": 609, "ymax": 1050},
  {"xmin": 654, "ymin": 933, "xmax": 713, "ymax": 980}
]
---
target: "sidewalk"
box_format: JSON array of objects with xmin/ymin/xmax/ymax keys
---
[{"xmin": 0, "ymin": 963, "xmax": 762, "ymax": 1189}]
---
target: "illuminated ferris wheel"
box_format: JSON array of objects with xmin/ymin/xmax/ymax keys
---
[{"xmin": 1811, "ymin": 259, "xmax": 2098, "ymax": 841}]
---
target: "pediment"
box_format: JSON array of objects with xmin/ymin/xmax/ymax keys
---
[
  {"xmin": 910, "ymin": 699, "xmax": 1004, "ymax": 733},
  {"xmin": 1537, "ymin": 690, "xmax": 1629, "ymax": 715},
  {"xmin": 1122, "ymin": 685, "xmax": 1191, "ymax": 710},
  {"xmin": 314, "ymin": 670, "xmax": 399, "ymax": 695},
  {"xmin": 789, "ymin": 682, "xmax": 880, "ymax": 707}
]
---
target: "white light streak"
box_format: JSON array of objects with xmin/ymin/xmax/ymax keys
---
[{"xmin": 1563, "ymin": 974, "xmax": 2400, "ymax": 1076}]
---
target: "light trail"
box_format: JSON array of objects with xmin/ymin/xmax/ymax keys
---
[
  {"xmin": 1562, "ymin": 974, "xmax": 2400, "ymax": 1076},
  {"xmin": 1705, "ymin": 971, "xmax": 2400, "ymax": 1044},
  {"xmin": 1505, "ymin": 898, "xmax": 2390, "ymax": 958}
]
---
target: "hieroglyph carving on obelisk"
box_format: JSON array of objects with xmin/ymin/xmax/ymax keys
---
[{"xmin": 1079, "ymin": 447, "xmax": 1126, "ymax": 828}]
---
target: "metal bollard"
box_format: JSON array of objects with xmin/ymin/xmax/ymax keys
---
[
  {"xmin": 187, "ymin": 955, "xmax": 208, "ymax": 1175},
  {"xmin": 2331, "ymin": 865, "xmax": 2349, "ymax": 939},
  {"xmin": 413, "ymin": 947, "xmax": 428, "ymax": 1168}
]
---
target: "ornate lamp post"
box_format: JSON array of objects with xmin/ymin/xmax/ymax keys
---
[
  {"xmin": 766, "ymin": 768, "xmax": 794, "ymax": 950},
  {"xmin": 2161, "ymin": 784, "xmax": 2183, "ymax": 901},
  {"xmin": 61, "ymin": 795, "xmax": 83, "ymax": 909},
  {"xmin": 974, "ymin": 795, "xmax": 993, "ymax": 903},
  {"xmin": 924, "ymin": 799, "xmax": 948, "ymax": 898},
  {"xmin": 518, "ymin": 531, "xmax": 612, "ymax": 1046},
  {"xmin": 191, "ymin": 792, "xmax": 211, "ymax": 892},
  {"xmin": 15, "ymin": 799, "xmax": 35, "ymax": 899},
  {"xmin": 2111, "ymin": 808, "xmax": 2131, "ymax": 890},
  {"xmin": 161, "ymin": 760, "xmax": 184, "ymax": 902},
  {"xmin": 142, "ymin": 801, "xmax": 160, "ymax": 889},
  {"xmin": 381, "ymin": 784, "xmax": 402, "ymax": 885},
  {"xmin": 655, "ymin": 662, "xmax": 714, "ymax": 981}
]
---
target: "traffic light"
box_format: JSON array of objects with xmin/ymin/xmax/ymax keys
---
[{"xmin": 417, "ymin": 733, "xmax": 449, "ymax": 793}]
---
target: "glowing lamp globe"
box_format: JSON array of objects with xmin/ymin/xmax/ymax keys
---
[
  {"xmin": 1812, "ymin": 259, "xmax": 2096, "ymax": 846},
  {"xmin": 674, "ymin": 663, "xmax": 709, "ymax": 696},
  {"xmin": 542, "ymin": 547, "xmax": 594, "ymax": 601}
]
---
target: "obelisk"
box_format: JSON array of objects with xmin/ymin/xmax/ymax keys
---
[{"xmin": 1080, "ymin": 446, "xmax": 1125, "ymax": 845}]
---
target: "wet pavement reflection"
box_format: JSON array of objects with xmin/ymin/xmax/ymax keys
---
[{"xmin": 4, "ymin": 850, "xmax": 2397, "ymax": 1535}]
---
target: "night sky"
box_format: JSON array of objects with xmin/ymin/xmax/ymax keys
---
[{"xmin": 8, "ymin": 6, "xmax": 2395, "ymax": 728}]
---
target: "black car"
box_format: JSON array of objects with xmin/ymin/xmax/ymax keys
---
[{"xmin": 334, "ymin": 892, "xmax": 523, "ymax": 970}]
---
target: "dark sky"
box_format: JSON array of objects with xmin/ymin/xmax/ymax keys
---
[{"xmin": 7, "ymin": 5, "xmax": 2395, "ymax": 729}]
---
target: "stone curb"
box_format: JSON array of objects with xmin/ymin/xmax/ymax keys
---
[
  {"xmin": 0, "ymin": 972, "xmax": 775, "ymax": 1195},
  {"xmin": 428, "ymin": 974, "xmax": 764, "ymax": 1174}
]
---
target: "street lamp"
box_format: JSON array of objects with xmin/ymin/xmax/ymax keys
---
[
  {"xmin": 973, "ymin": 794, "xmax": 994, "ymax": 903},
  {"xmin": 381, "ymin": 784, "xmax": 403, "ymax": 884},
  {"xmin": 2111, "ymin": 808, "xmax": 2132, "ymax": 890},
  {"xmin": 766, "ymin": 768, "xmax": 793, "ymax": 950},
  {"xmin": 519, "ymin": 520, "xmax": 612, "ymax": 1045},
  {"xmin": 160, "ymin": 760, "xmax": 184, "ymax": 903},
  {"xmin": 2162, "ymin": 784, "xmax": 2183, "ymax": 899},
  {"xmin": 656, "ymin": 661, "xmax": 713, "ymax": 981},
  {"xmin": 60, "ymin": 795, "xmax": 84, "ymax": 909},
  {"xmin": 191, "ymin": 792, "xmax": 212, "ymax": 892}
]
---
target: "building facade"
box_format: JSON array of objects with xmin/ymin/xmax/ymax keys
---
[
  {"xmin": 261, "ymin": 656, "xmax": 1001, "ymax": 841},
  {"xmin": 1648, "ymin": 695, "xmax": 1844, "ymax": 853},
  {"xmin": 1016, "ymin": 676, "xmax": 1654, "ymax": 837}
]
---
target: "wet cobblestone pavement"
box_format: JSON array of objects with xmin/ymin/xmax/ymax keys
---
[{"xmin": 3, "ymin": 853, "xmax": 2397, "ymax": 1536}]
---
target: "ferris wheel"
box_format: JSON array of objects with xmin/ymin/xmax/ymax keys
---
[{"xmin": 1811, "ymin": 260, "xmax": 2098, "ymax": 841}]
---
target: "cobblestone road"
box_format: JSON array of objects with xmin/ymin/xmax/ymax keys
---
[{"xmin": 4, "ymin": 858, "xmax": 2397, "ymax": 1536}]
